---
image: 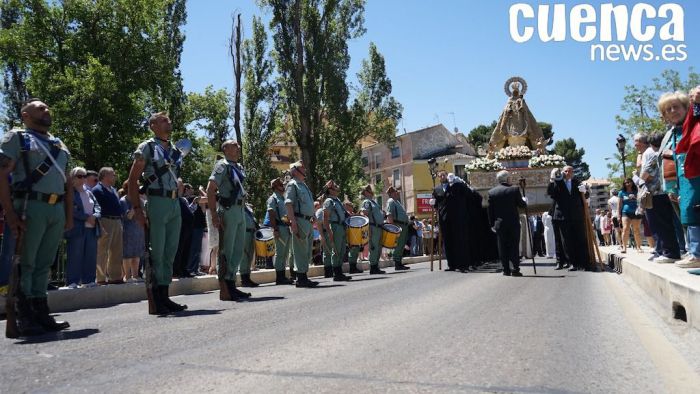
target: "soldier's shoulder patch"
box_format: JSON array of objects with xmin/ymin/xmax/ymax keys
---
[{"xmin": 214, "ymin": 161, "xmax": 226, "ymax": 174}]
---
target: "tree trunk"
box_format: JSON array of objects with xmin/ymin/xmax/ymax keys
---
[
  {"xmin": 293, "ymin": 0, "xmax": 314, "ymax": 192},
  {"xmin": 230, "ymin": 13, "xmax": 243, "ymax": 154}
]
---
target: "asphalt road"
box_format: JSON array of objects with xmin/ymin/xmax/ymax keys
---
[{"xmin": 2, "ymin": 259, "xmax": 700, "ymax": 393}]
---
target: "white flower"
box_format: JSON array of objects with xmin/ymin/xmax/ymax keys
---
[
  {"xmin": 529, "ymin": 154, "xmax": 566, "ymax": 168},
  {"xmin": 495, "ymin": 146, "xmax": 533, "ymax": 160},
  {"xmin": 466, "ymin": 158, "xmax": 505, "ymax": 172}
]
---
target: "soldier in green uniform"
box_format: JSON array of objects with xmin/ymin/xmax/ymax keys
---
[
  {"xmin": 239, "ymin": 203, "xmax": 259, "ymax": 287},
  {"xmin": 386, "ymin": 186, "xmax": 411, "ymax": 271},
  {"xmin": 127, "ymin": 111, "xmax": 187, "ymax": 315},
  {"xmin": 0, "ymin": 99, "xmax": 71, "ymax": 336},
  {"xmin": 285, "ymin": 161, "xmax": 319, "ymax": 288},
  {"xmin": 343, "ymin": 199, "xmax": 363, "ymax": 274},
  {"xmin": 267, "ymin": 178, "xmax": 294, "ymax": 285},
  {"xmin": 321, "ymin": 181, "xmax": 352, "ymax": 281},
  {"xmin": 206, "ymin": 140, "xmax": 251, "ymax": 301},
  {"xmin": 360, "ymin": 184, "xmax": 386, "ymax": 275}
]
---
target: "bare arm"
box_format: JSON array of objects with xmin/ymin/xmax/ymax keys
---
[{"xmin": 127, "ymin": 158, "xmax": 146, "ymax": 227}]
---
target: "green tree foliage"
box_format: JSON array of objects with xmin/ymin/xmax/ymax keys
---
[
  {"xmin": 241, "ymin": 16, "xmax": 279, "ymax": 220},
  {"xmin": 186, "ymin": 86, "xmax": 232, "ymax": 149},
  {"xmin": 0, "ymin": 0, "xmax": 187, "ymax": 180},
  {"xmin": 261, "ymin": 0, "xmax": 368, "ymax": 194},
  {"xmin": 0, "ymin": 0, "xmax": 28, "ymax": 129},
  {"xmin": 552, "ymin": 138, "xmax": 590, "ymax": 181},
  {"xmin": 610, "ymin": 68, "xmax": 700, "ymax": 182}
]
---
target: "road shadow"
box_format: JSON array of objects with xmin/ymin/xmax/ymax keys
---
[
  {"xmin": 346, "ymin": 277, "xmax": 388, "ymax": 282},
  {"xmin": 518, "ymin": 275, "xmax": 567, "ymax": 278},
  {"xmin": 386, "ymin": 270, "xmax": 412, "ymax": 275},
  {"xmin": 237, "ymin": 296, "xmax": 285, "ymax": 303},
  {"xmin": 313, "ymin": 284, "xmax": 346, "ymax": 289},
  {"xmin": 15, "ymin": 328, "xmax": 100, "ymax": 344},
  {"xmin": 167, "ymin": 309, "xmax": 224, "ymax": 318}
]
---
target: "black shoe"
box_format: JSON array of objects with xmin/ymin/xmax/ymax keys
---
[
  {"xmin": 394, "ymin": 262, "xmax": 410, "ymax": 271},
  {"xmin": 554, "ymin": 264, "xmax": 564, "ymax": 270},
  {"xmin": 275, "ymin": 270, "xmax": 294, "ymax": 285},
  {"xmin": 568, "ymin": 267, "xmax": 578, "ymax": 272},
  {"xmin": 160, "ymin": 286, "xmax": 187, "ymax": 311},
  {"xmin": 323, "ymin": 266, "xmax": 333, "ymax": 278},
  {"xmin": 369, "ymin": 265, "xmax": 386, "ymax": 275},
  {"xmin": 349, "ymin": 263, "xmax": 363, "ymax": 274},
  {"xmin": 150, "ymin": 285, "xmax": 172, "ymax": 314},
  {"xmin": 32, "ymin": 298, "xmax": 69, "ymax": 331},
  {"xmin": 241, "ymin": 273, "xmax": 259, "ymax": 287},
  {"xmin": 502, "ymin": 271, "xmax": 512, "ymax": 276},
  {"xmin": 563, "ymin": 263, "xmax": 570, "ymax": 269},
  {"xmin": 445, "ymin": 267, "xmax": 457, "ymax": 271},
  {"xmin": 333, "ymin": 266, "xmax": 352, "ymax": 281},
  {"xmin": 511, "ymin": 271, "xmax": 523, "ymax": 277},
  {"xmin": 295, "ymin": 273, "xmax": 319, "ymax": 288},
  {"xmin": 15, "ymin": 294, "xmax": 46, "ymax": 336}
]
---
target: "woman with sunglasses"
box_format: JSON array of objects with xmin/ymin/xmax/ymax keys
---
[
  {"xmin": 63, "ymin": 167, "xmax": 101, "ymax": 288},
  {"xmin": 618, "ymin": 178, "xmax": 643, "ymax": 254}
]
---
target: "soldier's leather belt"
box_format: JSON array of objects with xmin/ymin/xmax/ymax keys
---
[
  {"xmin": 13, "ymin": 191, "xmax": 64, "ymax": 205},
  {"xmin": 294, "ymin": 213, "xmax": 313, "ymax": 221},
  {"xmin": 147, "ymin": 189, "xmax": 178, "ymax": 199},
  {"xmin": 216, "ymin": 196, "xmax": 243, "ymax": 208}
]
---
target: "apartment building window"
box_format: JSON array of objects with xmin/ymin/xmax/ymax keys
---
[
  {"xmin": 390, "ymin": 146, "xmax": 400, "ymax": 158},
  {"xmin": 374, "ymin": 153, "xmax": 382, "ymax": 169},
  {"xmin": 361, "ymin": 156, "xmax": 369, "ymax": 167},
  {"xmin": 374, "ymin": 174, "xmax": 382, "ymax": 185},
  {"xmin": 392, "ymin": 169, "xmax": 400, "ymax": 188}
]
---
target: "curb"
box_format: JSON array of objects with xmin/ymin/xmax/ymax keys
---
[
  {"xmin": 600, "ymin": 247, "xmax": 700, "ymax": 333},
  {"xmin": 1, "ymin": 255, "xmax": 434, "ymax": 314}
]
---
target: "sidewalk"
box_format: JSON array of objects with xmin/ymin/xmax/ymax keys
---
[
  {"xmin": 600, "ymin": 246, "xmax": 700, "ymax": 333},
  {"xmin": 0, "ymin": 255, "xmax": 433, "ymax": 314}
]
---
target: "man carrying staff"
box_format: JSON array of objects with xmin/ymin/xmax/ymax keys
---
[
  {"xmin": 285, "ymin": 161, "xmax": 319, "ymax": 288},
  {"xmin": 322, "ymin": 180, "xmax": 352, "ymax": 281},
  {"xmin": 1, "ymin": 99, "xmax": 71, "ymax": 336},
  {"xmin": 361, "ymin": 184, "xmax": 386, "ymax": 274},
  {"xmin": 267, "ymin": 177, "xmax": 294, "ymax": 285},
  {"xmin": 127, "ymin": 111, "xmax": 187, "ymax": 314},
  {"xmin": 385, "ymin": 186, "xmax": 410, "ymax": 271},
  {"xmin": 206, "ymin": 140, "xmax": 252, "ymax": 300}
]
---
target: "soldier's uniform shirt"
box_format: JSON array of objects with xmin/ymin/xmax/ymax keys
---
[
  {"xmin": 210, "ymin": 159, "xmax": 246, "ymax": 281},
  {"xmin": 133, "ymin": 138, "xmax": 182, "ymax": 286},
  {"xmin": 386, "ymin": 197, "xmax": 410, "ymax": 264},
  {"xmin": 267, "ymin": 191, "xmax": 292, "ymax": 271},
  {"xmin": 285, "ymin": 178, "xmax": 314, "ymax": 273},
  {"xmin": 362, "ymin": 197, "xmax": 384, "ymax": 266},
  {"xmin": 323, "ymin": 196, "xmax": 347, "ymax": 267},
  {"xmin": 0, "ymin": 129, "xmax": 70, "ymax": 297}
]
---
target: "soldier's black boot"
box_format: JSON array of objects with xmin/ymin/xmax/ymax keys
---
[
  {"xmin": 32, "ymin": 298, "xmax": 69, "ymax": 331},
  {"xmin": 241, "ymin": 273, "xmax": 259, "ymax": 287},
  {"xmin": 150, "ymin": 285, "xmax": 171, "ymax": 315},
  {"xmin": 228, "ymin": 280, "xmax": 251, "ymax": 299},
  {"xmin": 16, "ymin": 294, "xmax": 45, "ymax": 336},
  {"xmin": 349, "ymin": 262, "xmax": 363, "ymax": 274},
  {"xmin": 369, "ymin": 265, "xmax": 386, "ymax": 275},
  {"xmin": 276, "ymin": 270, "xmax": 293, "ymax": 285},
  {"xmin": 333, "ymin": 266, "xmax": 352, "ymax": 282},
  {"xmin": 394, "ymin": 261, "xmax": 410, "ymax": 271},
  {"xmin": 295, "ymin": 273, "xmax": 319, "ymax": 288},
  {"xmin": 324, "ymin": 266, "xmax": 333, "ymax": 278},
  {"xmin": 159, "ymin": 286, "xmax": 187, "ymax": 312}
]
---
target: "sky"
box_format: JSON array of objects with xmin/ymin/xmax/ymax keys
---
[{"xmin": 180, "ymin": 0, "xmax": 700, "ymax": 179}]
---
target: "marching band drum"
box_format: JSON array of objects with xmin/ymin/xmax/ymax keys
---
[
  {"xmin": 254, "ymin": 227, "xmax": 276, "ymax": 257},
  {"xmin": 345, "ymin": 215, "xmax": 369, "ymax": 246},
  {"xmin": 380, "ymin": 223, "xmax": 401, "ymax": 249}
]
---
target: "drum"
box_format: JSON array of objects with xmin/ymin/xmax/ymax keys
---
[
  {"xmin": 380, "ymin": 223, "xmax": 401, "ymax": 248},
  {"xmin": 254, "ymin": 227, "xmax": 276, "ymax": 257},
  {"xmin": 345, "ymin": 215, "xmax": 369, "ymax": 246}
]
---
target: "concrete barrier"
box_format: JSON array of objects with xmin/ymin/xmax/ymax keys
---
[
  {"xmin": 600, "ymin": 247, "xmax": 700, "ymax": 333},
  {"xmin": 1, "ymin": 255, "xmax": 434, "ymax": 314}
]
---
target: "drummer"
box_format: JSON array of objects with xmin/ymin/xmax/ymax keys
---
[
  {"xmin": 322, "ymin": 181, "xmax": 352, "ymax": 281},
  {"xmin": 385, "ymin": 186, "xmax": 410, "ymax": 271},
  {"xmin": 344, "ymin": 199, "xmax": 363, "ymax": 274},
  {"xmin": 360, "ymin": 184, "xmax": 386, "ymax": 274},
  {"xmin": 239, "ymin": 203, "xmax": 260, "ymax": 287}
]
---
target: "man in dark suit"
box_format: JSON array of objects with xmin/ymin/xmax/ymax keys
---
[
  {"xmin": 488, "ymin": 170, "xmax": 527, "ymax": 276},
  {"xmin": 547, "ymin": 166, "xmax": 590, "ymax": 271}
]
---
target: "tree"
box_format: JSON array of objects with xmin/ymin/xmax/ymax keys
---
[
  {"xmin": 0, "ymin": 0, "xmax": 187, "ymax": 180},
  {"xmin": 241, "ymin": 16, "xmax": 279, "ymax": 220},
  {"xmin": 0, "ymin": 0, "xmax": 28, "ymax": 129},
  {"xmin": 612, "ymin": 68, "xmax": 699, "ymax": 180},
  {"xmin": 261, "ymin": 0, "xmax": 366, "ymax": 193},
  {"xmin": 186, "ymin": 86, "xmax": 232, "ymax": 149},
  {"xmin": 552, "ymin": 138, "xmax": 590, "ymax": 181}
]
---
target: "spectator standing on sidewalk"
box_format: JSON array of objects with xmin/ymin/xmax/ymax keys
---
[
  {"xmin": 63, "ymin": 167, "xmax": 100, "ymax": 289},
  {"xmin": 92, "ymin": 167, "xmax": 125, "ymax": 284},
  {"xmin": 119, "ymin": 181, "xmax": 145, "ymax": 283}
]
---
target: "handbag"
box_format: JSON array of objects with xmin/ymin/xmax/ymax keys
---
[
  {"xmin": 662, "ymin": 149, "xmax": 677, "ymax": 181},
  {"xmin": 638, "ymin": 186, "xmax": 653, "ymax": 209}
]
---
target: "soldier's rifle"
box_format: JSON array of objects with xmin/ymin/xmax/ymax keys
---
[
  {"xmin": 217, "ymin": 214, "xmax": 231, "ymax": 301},
  {"xmin": 5, "ymin": 196, "xmax": 28, "ymax": 339}
]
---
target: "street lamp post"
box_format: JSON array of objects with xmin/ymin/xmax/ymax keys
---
[{"xmin": 616, "ymin": 134, "xmax": 627, "ymax": 179}]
